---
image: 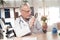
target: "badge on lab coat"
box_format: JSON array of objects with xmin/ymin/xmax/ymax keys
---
[{"xmin": 13, "ymin": 17, "xmax": 31, "ymax": 37}]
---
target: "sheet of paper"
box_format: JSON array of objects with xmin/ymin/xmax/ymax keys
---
[
  {"xmin": 7, "ymin": 38, "xmax": 14, "ymax": 40},
  {"xmin": 3, "ymin": 38, "xmax": 14, "ymax": 40},
  {"xmin": 22, "ymin": 37, "xmax": 37, "ymax": 40}
]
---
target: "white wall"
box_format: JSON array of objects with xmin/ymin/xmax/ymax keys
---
[
  {"xmin": 1, "ymin": 7, "xmax": 21, "ymax": 28},
  {"xmin": 1, "ymin": 9, "xmax": 5, "ymax": 18},
  {"xmin": 5, "ymin": 8, "xmax": 15, "ymax": 27}
]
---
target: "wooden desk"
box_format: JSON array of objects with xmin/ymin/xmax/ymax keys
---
[{"xmin": 14, "ymin": 31, "xmax": 60, "ymax": 40}]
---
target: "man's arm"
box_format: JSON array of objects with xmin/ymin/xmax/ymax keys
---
[{"xmin": 29, "ymin": 16, "xmax": 35, "ymax": 28}]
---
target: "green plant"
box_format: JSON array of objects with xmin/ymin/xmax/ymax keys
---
[{"xmin": 41, "ymin": 16, "xmax": 47, "ymax": 22}]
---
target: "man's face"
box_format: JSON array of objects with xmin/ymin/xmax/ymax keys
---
[{"xmin": 21, "ymin": 5, "xmax": 31, "ymax": 19}]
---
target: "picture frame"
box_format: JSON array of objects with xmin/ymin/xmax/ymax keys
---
[{"xmin": 4, "ymin": 9, "xmax": 10, "ymax": 18}]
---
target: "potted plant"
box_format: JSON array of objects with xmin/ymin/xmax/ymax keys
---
[{"xmin": 41, "ymin": 16, "xmax": 48, "ymax": 33}]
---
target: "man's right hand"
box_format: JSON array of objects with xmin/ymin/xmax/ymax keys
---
[{"xmin": 29, "ymin": 16, "xmax": 35, "ymax": 28}]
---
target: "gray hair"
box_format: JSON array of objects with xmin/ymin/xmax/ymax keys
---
[{"xmin": 20, "ymin": 3, "xmax": 30, "ymax": 10}]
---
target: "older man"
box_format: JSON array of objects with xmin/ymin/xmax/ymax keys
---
[
  {"xmin": 15, "ymin": 3, "xmax": 42, "ymax": 37},
  {"xmin": 20, "ymin": 4, "xmax": 35, "ymax": 28}
]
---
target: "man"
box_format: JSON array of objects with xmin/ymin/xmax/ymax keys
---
[
  {"xmin": 15, "ymin": 3, "xmax": 42, "ymax": 37},
  {"xmin": 14, "ymin": 3, "xmax": 35, "ymax": 37},
  {"xmin": 20, "ymin": 4, "xmax": 35, "ymax": 28},
  {"xmin": 21, "ymin": 3, "xmax": 42, "ymax": 33}
]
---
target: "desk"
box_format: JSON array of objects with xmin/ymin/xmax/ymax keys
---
[
  {"xmin": 0, "ymin": 31, "xmax": 60, "ymax": 40},
  {"xmin": 14, "ymin": 31, "xmax": 60, "ymax": 40}
]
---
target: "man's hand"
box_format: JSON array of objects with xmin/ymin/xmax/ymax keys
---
[{"xmin": 29, "ymin": 16, "xmax": 35, "ymax": 28}]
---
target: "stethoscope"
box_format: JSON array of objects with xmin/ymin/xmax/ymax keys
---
[
  {"xmin": 19, "ymin": 17, "xmax": 27, "ymax": 29},
  {"xmin": 19, "ymin": 16, "xmax": 24, "ymax": 24},
  {"xmin": 19, "ymin": 17, "xmax": 23, "ymax": 29}
]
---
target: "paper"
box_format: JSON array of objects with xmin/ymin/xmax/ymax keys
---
[
  {"xmin": 22, "ymin": 37, "xmax": 37, "ymax": 40},
  {"xmin": 7, "ymin": 38, "xmax": 14, "ymax": 40}
]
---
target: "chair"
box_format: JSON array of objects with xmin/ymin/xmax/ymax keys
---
[
  {"xmin": 1, "ymin": 18, "xmax": 16, "ymax": 38},
  {"xmin": 0, "ymin": 28, "xmax": 3, "ymax": 39}
]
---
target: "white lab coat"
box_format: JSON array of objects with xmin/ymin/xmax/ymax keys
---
[{"xmin": 14, "ymin": 16, "xmax": 31, "ymax": 37}]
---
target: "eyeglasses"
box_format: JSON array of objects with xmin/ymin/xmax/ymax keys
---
[{"xmin": 22, "ymin": 10, "xmax": 31, "ymax": 13}]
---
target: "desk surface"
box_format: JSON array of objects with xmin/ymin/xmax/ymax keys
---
[
  {"xmin": 14, "ymin": 31, "xmax": 60, "ymax": 40},
  {"xmin": 0, "ymin": 31, "xmax": 60, "ymax": 40}
]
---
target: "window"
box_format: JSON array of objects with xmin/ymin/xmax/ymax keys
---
[
  {"xmin": 38, "ymin": 7, "xmax": 60, "ymax": 26},
  {"xmin": 4, "ymin": 9, "xmax": 10, "ymax": 18},
  {"xmin": 47, "ymin": 7, "xmax": 60, "ymax": 25}
]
